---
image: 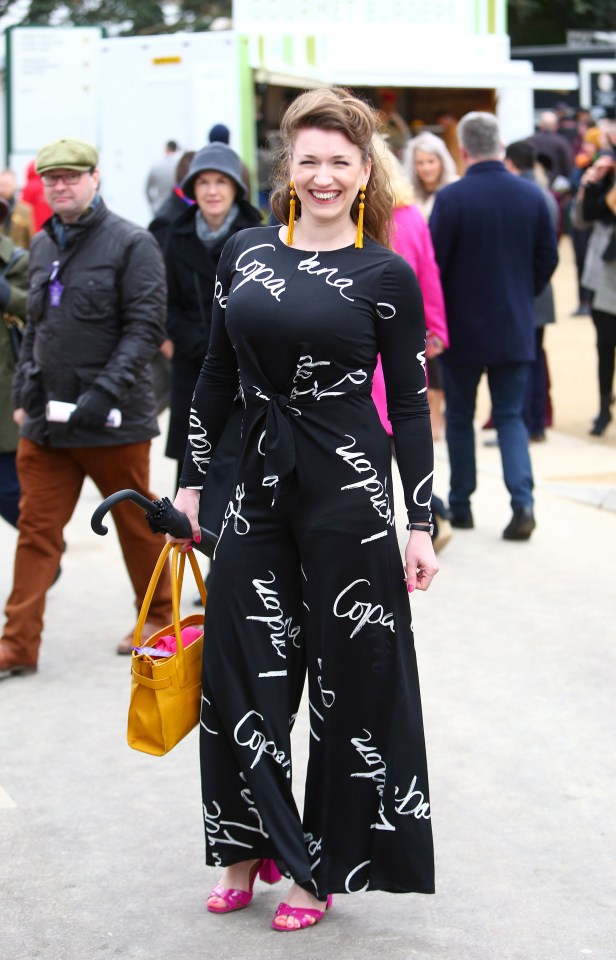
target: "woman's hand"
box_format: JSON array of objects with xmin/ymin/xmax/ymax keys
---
[
  {"xmin": 404, "ymin": 531, "xmax": 439, "ymax": 593},
  {"xmin": 13, "ymin": 408, "xmax": 25, "ymax": 426},
  {"xmin": 426, "ymin": 333, "xmax": 444, "ymax": 359},
  {"xmin": 582, "ymin": 155, "xmax": 614, "ymax": 185},
  {"xmin": 166, "ymin": 487, "xmax": 201, "ymax": 550},
  {"xmin": 159, "ymin": 338, "xmax": 174, "ymax": 360}
]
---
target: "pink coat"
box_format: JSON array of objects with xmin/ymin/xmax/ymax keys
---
[{"xmin": 372, "ymin": 205, "xmax": 449, "ymax": 434}]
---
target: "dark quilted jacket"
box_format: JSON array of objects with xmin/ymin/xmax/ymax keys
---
[{"xmin": 13, "ymin": 198, "xmax": 166, "ymax": 447}]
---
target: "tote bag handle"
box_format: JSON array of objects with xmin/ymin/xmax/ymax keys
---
[{"xmin": 135, "ymin": 543, "xmax": 207, "ymax": 684}]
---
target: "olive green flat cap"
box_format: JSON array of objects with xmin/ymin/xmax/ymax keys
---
[{"xmin": 35, "ymin": 138, "xmax": 99, "ymax": 174}]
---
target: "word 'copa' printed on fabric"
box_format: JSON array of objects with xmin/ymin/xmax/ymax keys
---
[
  {"xmin": 233, "ymin": 244, "xmax": 286, "ymax": 301},
  {"xmin": 233, "ymin": 710, "xmax": 292, "ymax": 778},
  {"xmin": 333, "ymin": 578, "xmax": 396, "ymax": 639},
  {"xmin": 335, "ymin": 435, "xmax": 394, "ymax": 526},
  {"xmin": 247, "ymin": 570, "xmax": 301, "ymax": 661}
]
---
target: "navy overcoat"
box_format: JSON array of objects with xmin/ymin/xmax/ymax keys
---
[{"xmin": 430, "ymin": 160, "xmax": 559, "ymax": 366}]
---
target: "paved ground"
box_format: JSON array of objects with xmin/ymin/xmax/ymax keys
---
[{"xmin": 1, "ymin": 239, "xmax": 615, "ymax": 960}]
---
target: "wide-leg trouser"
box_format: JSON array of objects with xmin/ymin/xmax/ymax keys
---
[
  {"xmin": 1, "ymin": 438, "xmax": 172, "ymax": 661},
  {"xmin": 199, "ymin": 481, "xmax": 434, "ymax": 900}
]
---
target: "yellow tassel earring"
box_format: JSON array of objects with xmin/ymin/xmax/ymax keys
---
[
  {"xmin": 287, "ymin": 181, "xmax": 296, "ymax": 246},
  {"xmin": 355, "ymin": 185, "xmax": 366, "ymax": 249}
]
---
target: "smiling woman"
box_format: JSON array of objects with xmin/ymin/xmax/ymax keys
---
[{"xmin": 169, "ymin": 86, "xmax": 437, "ymax": 934}]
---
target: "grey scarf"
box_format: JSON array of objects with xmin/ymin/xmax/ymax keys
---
[{"xmin": 195, "ymin": 204, "xmax": 239, "ymax": 249}]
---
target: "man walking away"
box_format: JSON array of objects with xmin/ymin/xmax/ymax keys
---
[{"xmin": 430, "ymin": 112, "xmax": 558, "ymax": 540}]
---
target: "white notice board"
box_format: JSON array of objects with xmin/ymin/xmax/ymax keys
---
[{"xmin": 6, "ymin": 26, "xmax": 102, "ymax": 156}]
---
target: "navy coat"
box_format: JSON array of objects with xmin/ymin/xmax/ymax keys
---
[{"xmin": 429, "ymin": 160, "xmax": 559, "ymax": 366}]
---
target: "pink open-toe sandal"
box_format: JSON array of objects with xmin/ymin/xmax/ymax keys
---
[
  {"xmin": 207, "ymin": 858, "xmax": 282, "ymax": 914},
  {"xmin": 271, "ymin": 894, "xmax": 333, "ymax": 931}
]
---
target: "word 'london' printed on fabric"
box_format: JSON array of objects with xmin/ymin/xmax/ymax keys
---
[
  {"xmin": 335, "ymin": 433, "xmax": 394, "ymax": 527},
  {"xmin": 247, "ymin": 570, "xmax": 302, "ymax": 669}
]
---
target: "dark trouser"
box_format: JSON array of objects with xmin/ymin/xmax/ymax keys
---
[
  {"xmin": 1, "ymin": 438, "xmax": 172, "ymax": 662},
  {"xmin": 0, "ymin": 451, "xmax": 19, "ymax": 527},
  {"xmin": 443, "ymin": 362, "xmax": 534, "ymax": 515},
  {"xmin": 571, "ymin": 226, "xmax": 592, "ymax": 307},
  {"xmin": 592, "ymin": 308, "xmax": 616, "ymax": 401},
  {"xmin": 524, "ymin": 327, "xmax": 548, "ymax": 435}
]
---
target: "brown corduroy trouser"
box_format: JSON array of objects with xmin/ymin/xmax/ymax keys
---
[{"xmin": 1, "ymin": 437, "xmax": 172, "ymax": 663}]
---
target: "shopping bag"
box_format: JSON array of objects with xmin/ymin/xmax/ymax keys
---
[{"xmin": 127, "ymin": 542, "xmax": 207, "ymax": 756}]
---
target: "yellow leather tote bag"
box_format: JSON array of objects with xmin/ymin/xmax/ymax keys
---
[{"xmin": 127, "ymin": 542, "xmax": 207, "ymax": 756}]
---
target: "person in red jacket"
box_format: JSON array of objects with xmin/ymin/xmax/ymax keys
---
[{"xmin": 20, "ymin": 161, "xmax": 53, "ymax": 231}]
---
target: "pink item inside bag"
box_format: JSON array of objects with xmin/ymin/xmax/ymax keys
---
[{"xmin": 153, "ymin": 626, "xmax": 202, "ymax": 654}]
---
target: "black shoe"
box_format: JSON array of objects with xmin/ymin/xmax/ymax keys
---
[
  {"xmin": 589, "ymin": 401, "xmax": 613, "ymax": 437},
  {"xmin": 571, "ymin": 305, "xmax": 591, "ymax": 317},
  {"xmin": 503, "ymin": 507, "xmax": 536, "ymax": 541},
  {"xmin": 450, "ymin": 512, "xmax": 474, "ymax": 529},
  {"xmin": 529, "ymin": 432, "xmax": 546, "ymax": 443}
]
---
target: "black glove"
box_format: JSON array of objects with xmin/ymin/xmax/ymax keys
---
[{"xmin": 69, "ymin": 386, "xmax": 114, "ymax": 430}]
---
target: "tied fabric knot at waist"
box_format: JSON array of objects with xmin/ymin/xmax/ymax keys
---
[
  {"xmin": 249, "ymin": 372, "xmax": 371, "ymax": 506},
  {"xmin": 262, "ymin": 392, "xmax": 299, "ymax": 504}
]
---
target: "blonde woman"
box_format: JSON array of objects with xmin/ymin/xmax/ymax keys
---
[
  {"xmin": 371, "ymin": 138, "xmax": 451, "ymax": 548},
  {"xmin": 406, "ymin": 130, "xmax": 459, "ymax": 221}
]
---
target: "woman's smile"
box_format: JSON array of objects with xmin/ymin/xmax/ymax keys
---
[{"xmin": 309, "ymin": 189, "xmax": 342, "ymax": 202}]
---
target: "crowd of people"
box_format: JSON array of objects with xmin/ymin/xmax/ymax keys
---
[{"xmin": 0, "ymin": 84, "xmax": 614, "ymax": 932}]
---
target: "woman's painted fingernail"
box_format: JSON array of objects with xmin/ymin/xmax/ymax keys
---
[
  {"xmin": 194, "ymin": 533, "xmax": 201, "ymax": 542},
  {"xmin": 407, "ymin": 584, "xmax": 415, "ymax": 594}
]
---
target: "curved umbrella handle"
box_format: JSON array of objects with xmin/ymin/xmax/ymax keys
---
[
  {"xmin": 91, "ymin": 489, "xmax": 157, "ymax": 535},
  {"xmin": 90, "ymin": 488, "xmax": 218, "ymax": 559}
]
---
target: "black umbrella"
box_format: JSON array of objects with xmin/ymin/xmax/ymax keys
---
[{"xmin": 90, "ymin": 489, "xmax": 217, "ymax": 558}]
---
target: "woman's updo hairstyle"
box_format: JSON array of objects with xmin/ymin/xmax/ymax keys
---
[{"xmin": 270, "ymin": 86, "xmax": 394, "ymax": 248}]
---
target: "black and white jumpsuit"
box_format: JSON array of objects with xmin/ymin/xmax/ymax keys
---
[{"xmin": 180, "ymin": 226, "xmax": 435, "ymax": 899}]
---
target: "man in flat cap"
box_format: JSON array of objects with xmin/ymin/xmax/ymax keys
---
[{"xmin": 0, "ymin": 137, "xmax": 172, "ymax": 678}]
